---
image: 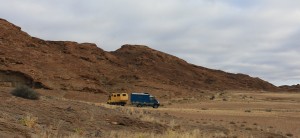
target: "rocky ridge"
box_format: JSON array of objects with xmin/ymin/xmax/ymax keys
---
[{"xmin": 0, "ymin": 18, "xmax": 298, "ymax": 95}]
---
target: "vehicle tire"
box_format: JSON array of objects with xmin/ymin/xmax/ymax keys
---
[
  {"xmin": 153, "ymin": 104, "xmax": 159, "ymax": 108},
  {"xmin": 137, "ymin": 104, "xmax": 142, "ymax": 107},
  {"xmin": 121, "ymin": 103, "xmax": 125, "ymax": 106}
]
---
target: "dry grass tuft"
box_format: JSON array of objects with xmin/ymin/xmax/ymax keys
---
[
  {"xmin": 100, "ymin": 104, "xmax": 163, "ymax": 124},
  {"xmin": 74, "ymin": 128, "xmax": 85, "ymax": 136},
  {"xmin": 106, "ymin": 129, "xmax": 233, "ymax": 138},
  {"xmin": 20, "ymin": 114, "xmax": 38, "ymax": 128},
  {"xmin": 107, "ymin": 129, "xmax": 201, "ymax": 138}
]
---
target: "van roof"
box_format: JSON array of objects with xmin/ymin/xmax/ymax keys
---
[
  {"xmin": 131, "ymin": 93, "xmax": 150, "ymax": 95},
  {"xmin": 111, "ymin": 93, "xmax": 128, "ymax": 94}
]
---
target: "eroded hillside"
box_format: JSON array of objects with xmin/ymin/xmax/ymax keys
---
[{"xmin": 1, "ymin": 18, "xmax": 297, "ymax": 95}]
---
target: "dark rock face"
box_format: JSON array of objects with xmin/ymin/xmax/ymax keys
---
[{"xmin": 0, "ymin": 70, "xmax": 49, "ymax": 89}]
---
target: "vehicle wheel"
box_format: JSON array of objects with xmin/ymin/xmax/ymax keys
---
[
  {"xmin": 121, "ymin": 103, "xmax": 125, "ymax": 106},
  {"xmin": 153, "ymin": 104, "xmax": 159, "ymax": 108},
  {"xmin": 137, "ymin": 104, "xmax": 142, "ymax": 107}
]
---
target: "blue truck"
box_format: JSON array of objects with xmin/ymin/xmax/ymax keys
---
[{"xmin": 130, "ymin": 93, "xmax": 160, "ymax": 108}]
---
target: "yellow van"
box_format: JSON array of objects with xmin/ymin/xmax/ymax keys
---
[{"xmin": 107, "ymin": 93, "xmax": 128, "ymax": 106}]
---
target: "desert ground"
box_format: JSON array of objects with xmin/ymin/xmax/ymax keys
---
[
  {"xmin": 1, "ymin": 17, "xmax": 300, "ymax": 138},
  {"xmin": 0, "ymin": 87, "xmax": 299, "ymax": 138}
]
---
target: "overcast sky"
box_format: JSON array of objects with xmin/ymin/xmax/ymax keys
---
[{"xmin": 1, "ymin": 0, "xmax": 300, "ymax": 86}]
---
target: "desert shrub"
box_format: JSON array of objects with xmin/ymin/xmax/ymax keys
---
[
  {"xmin": 244, "ymin": 110, "xmax": 251, "ymax": 113},
  {"xmin": 286, "ymin": 133, "xmax": 293, "ymax": 137},
  {"xmin": 11, "ymin": 85, "xmax": 40, "ymax": 100},
  {"xmin": 245, "ymin": 127, "xmax": 252, "ymax": 130},
  {"xmin": 265, "ymin": 108, "xmax": 272, "ymax": 112},
  {"xmin": 229, "ymin": 121, "xmax": 236, "ymax": 124}
]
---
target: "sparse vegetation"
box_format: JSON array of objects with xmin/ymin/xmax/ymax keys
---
[
  {"xmin": 210, "ymin": 95, "xmax": 215, "ymax": 100},
  {"xmin": 107, "ymin": 129, "xmax": 201, "ymax": 138},
  {"xmin": 1, "ymin": 87, "xmax": 299, "ymax": 137},
  {"xmin": 265, "ymin": 108, "xmax": 272, "ymax": 112},
  {"xmin": 286, "ymin": 133, "xmax": 293, "ymax": 137},
  {"xmin": 244, "ymin": 110, "xmax": 251, "ymax": 113},
  {"xmin": 105, "ymin": 129, "xmax": 236, "ymax": 138},
  {"xmin": 169, "ymin": 119, "xmax": 177, "ymax": 129},
  {"xmin": 74, "ymin": 128, "xmax": 85, "ymax": 136},
  {"xmin": 19, "ymin": 114, "xmax": 38, "ymax": 128},
  {"xmin": 245, "ymin": 127, "xmax": 252, "ymax": 130},
  {"xmin": 229, "ymin": 121, "xmax": 236, "ymax": 124},
  {"xmin": 11, "ymin": 85, "xmax": 40, "ymax": 100}
]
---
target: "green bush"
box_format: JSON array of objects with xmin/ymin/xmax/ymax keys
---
[{"xmin": 11, "ymin": 85, "xmax": 40, "ymax": 100}]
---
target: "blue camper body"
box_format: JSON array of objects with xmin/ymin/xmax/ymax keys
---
[{"xmin": 130, "ymin": 93, "xmax": 160, "ymax": 108}]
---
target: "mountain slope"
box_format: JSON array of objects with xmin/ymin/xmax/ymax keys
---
[{"xmin": 0, "ymin": 18, "xmax": 283, "ymax": 96}]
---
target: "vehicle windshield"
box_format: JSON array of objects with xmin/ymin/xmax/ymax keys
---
[{"xmin": 150, "ymin": 96, "xmax": 156, "ymax": 101}]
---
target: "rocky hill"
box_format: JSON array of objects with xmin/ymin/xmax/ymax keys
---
[
  {"xmin": 279, "ymin": 84, "xmax": 300, "ymax": 92},
  {"xmin": 1, "ymin": 18, "xmax": 294, "ymax": 96}
]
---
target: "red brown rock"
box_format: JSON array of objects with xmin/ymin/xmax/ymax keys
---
[{"xmin": 0, "ymin": 18, "xmax": 297, "ymax": 94}]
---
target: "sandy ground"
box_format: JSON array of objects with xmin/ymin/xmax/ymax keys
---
[
  {"xmin": 161, "ymin": 91, "xmax": 300, "ymax": 137},
  {"xmin": 0, "ymin": 87, "xmax": 299, "ymax": 137}
]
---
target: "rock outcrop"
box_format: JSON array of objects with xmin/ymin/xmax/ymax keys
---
[{"xmin": 1, "ymin": 18, "xmax": 296, "ymax": 94}]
